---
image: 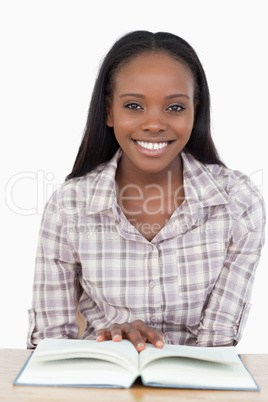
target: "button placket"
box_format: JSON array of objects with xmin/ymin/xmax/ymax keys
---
[
  {"xmin": 147, "ymin": 244, "xmax": 163, "ymax": 328},
  {"xmin": 150, "ymin": 316, "xmax": 157, "ymax": 328}
]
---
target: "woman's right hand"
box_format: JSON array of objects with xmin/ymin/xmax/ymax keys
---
[{"xmin": 96, "ymin": 320, "xmax": 165, "ymax": 352}]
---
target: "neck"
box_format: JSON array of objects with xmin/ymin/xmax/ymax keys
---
[{"xmin": 115, "ymin": 153, "xmax": 183, "ymax": 191}]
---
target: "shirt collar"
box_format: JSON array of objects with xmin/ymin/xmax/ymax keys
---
[
  {"xmin": 181, "ymin": 151, "xmax": 229, "ymax": 208},
  {"xmin": 85, "ymin": 148, "xmax": 229, "ymax": 215}
]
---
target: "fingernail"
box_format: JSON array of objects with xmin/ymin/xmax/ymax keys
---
[
  {"xmin": 156, "ymin": 340, "xmax": 164, "ymax": 348},
  {"xmin": 137, "ymin": 343, "xmax": 145, "ymax": 351},
  {"xmin": 112, "ymin": 335, "xmax": 121, "ymax": 341},
  {"xmin": 96, "ymin": 336, "xmax": 103, "ymax": 342}
]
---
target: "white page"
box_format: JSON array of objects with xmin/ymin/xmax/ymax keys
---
[
  {"xmin": 139, "ymin": 343, "xmax": 240, "ymax": 371},
  {"xmin": 140, "ymin": 356, "xmax": 258, "ymax": 390},
  {"xmin": 17, "ymin": 357, "xmax": 137, "ymax": 388},
  {"xmin": 32, "ymin": 338, "xmax": 138, "ymax": 372}
]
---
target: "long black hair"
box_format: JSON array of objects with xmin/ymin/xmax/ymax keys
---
[{"xmin": 66, "ymin": 31, "xmax": 224, "ymax": 180}]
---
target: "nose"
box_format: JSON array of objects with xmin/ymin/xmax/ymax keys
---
[{"xmin": 140, "ymin": 111, "xmax": 167, "ymax": 134}]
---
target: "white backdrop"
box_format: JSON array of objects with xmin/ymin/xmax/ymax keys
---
[{"xmin": 1, "ymin": 0, "xmax": 267, "ymax": 352}]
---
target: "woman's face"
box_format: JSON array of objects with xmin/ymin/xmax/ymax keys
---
[{"xmin": 106, "ymin": 52, "xmax": 196, "ymax": 176}]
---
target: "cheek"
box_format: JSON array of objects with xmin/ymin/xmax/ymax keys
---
[
  {"xmin": 173, "ymin": 114, "xmax": 194, "ymax": 135},
  {"xmin": 113, "ymin": 115, "xmax": 137, "ymax": 136}
]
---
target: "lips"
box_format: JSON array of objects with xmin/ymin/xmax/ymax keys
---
[{"xmin": 133, "ymin": 140, "xmax": 173, "ymax": 151}]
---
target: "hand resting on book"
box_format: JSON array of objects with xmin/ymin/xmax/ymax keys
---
[{"xmin": 96, "ymin": 320, "xmax": 165, "ymax": 351}]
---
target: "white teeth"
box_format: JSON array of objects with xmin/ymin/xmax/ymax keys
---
[{"xmin": 136, "ymin": 141, "xmax": 169, "ymax": 150}]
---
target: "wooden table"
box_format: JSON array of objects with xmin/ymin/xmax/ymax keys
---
[{"xmin": 1, "ymin": 349, "xmax": 268, "ymax": 401}]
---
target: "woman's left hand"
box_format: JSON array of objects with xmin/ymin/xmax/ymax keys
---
[{"xmin": 96, "ymin": 320, "xmax": 165, "ymax": 352}]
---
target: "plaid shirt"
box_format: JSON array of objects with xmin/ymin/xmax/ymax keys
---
[{"xmin": 27, "ymin": 150, "xmax": 265, "ymax": 348}]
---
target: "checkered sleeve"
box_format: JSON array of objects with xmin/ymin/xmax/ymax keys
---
[
  {"xmin": 27, "ymin": 188, "xmax": 80, "ymax": 348},
  {"xmin": 197, "ymin": 176, "xmax": 266, "ymax": 346}
]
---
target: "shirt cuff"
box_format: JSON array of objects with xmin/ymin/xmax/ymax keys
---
[
  {"xmin": 26, "ymin": 308, "xmax": 37, "ymax": 349},
  {"xmin": 197, "ymin": 302, "xmax": 252, "ymax": 347},
  {"xmin": 26, "ymin": 307, "xmax": 81, "ymax": 348}
]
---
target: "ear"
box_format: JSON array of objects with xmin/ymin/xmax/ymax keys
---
[{"xmin": 106, "ymin": 97, "xmax": 114, "ymax": 127}]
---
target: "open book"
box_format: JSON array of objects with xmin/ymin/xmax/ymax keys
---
[{"xmin": 13, "ymin": 338, "xmax": 259, "ymax": 390}]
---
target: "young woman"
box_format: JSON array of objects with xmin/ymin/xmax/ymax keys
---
[{"xmin": 27, "ymin": 31, "xmax": 265, "ymax": 351}]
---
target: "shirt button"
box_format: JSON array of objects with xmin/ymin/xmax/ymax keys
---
[
  {"xmin": 149, "ymin": 280, "xmax": 155, "ymax": 288},
  {"xmin": 151, "ymin": 316, "xmax": 157, "ymax": 323}
]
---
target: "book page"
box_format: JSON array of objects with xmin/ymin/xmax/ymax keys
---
[
  {"xmin": 16, "ymin": 357, "xmax": 138, "ymax": 388},
  {"xmin": 32, "ymin": 338, "xmax": 138, "ymax": 373},
  {"xmin": 139, "ymin": 343, "xmax": 240, "ymax": 371},
  {"xmin": 140, "ymin": 356, "xmax": 258, "ymax": 390}
]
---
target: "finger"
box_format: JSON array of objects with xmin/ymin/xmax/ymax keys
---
[
  {"xmin": 133, "ymin": 320, "xmax": 164, "ymax": 349},
  {"xmin": 96, "ymin": 324, "xmax": 124, "ymax": 342},
  {"xmin": 120, "ymin": 323, "xmax": 146, "ymax": 351},
  {"xmin": 109, "ymin": 324, "xmax": 123, "ymax": 342},
  {"xmin": 96, "ymin": 329, "xmax": 109, "ymax": 342}
]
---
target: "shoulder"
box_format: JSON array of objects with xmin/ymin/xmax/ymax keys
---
[
  {"xmin": 44, "ymin": 150, "xmax": 121, "ymax": 218},
  {"xmin": 183, "ymin": 150, "xmax": 263, "ymax": 206},
  {"xmin": 45, "ymin": 163, "xmax": 107, "ymax": 216},
  {"xmin": 183, "ymin": 150, "xmax": 265, "ymax": 233},
  {"xmin": 205, "ymin": 163, "xmax": 265, "ymax": 232},
  {"xmin": 205, "ymin": 162, "xmax": 261, "ymax": 202}
]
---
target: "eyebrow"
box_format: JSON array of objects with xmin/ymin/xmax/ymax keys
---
[{"xmin": 119, "ymin": 93, "xmax": 190, "ymax": 100}]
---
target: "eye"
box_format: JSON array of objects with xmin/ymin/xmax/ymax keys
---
[
  {"xmin": 124, "ymin": 103, "xmax": 143, "ymax": 110},
  {"xmin": 166, "ymin": 104, "xmax": 185, "ymax": 112}
]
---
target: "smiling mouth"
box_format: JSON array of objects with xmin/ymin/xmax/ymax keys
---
[{"xmin": 133, "ymin": 140, "xmax": 173, "ymax": 150}]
